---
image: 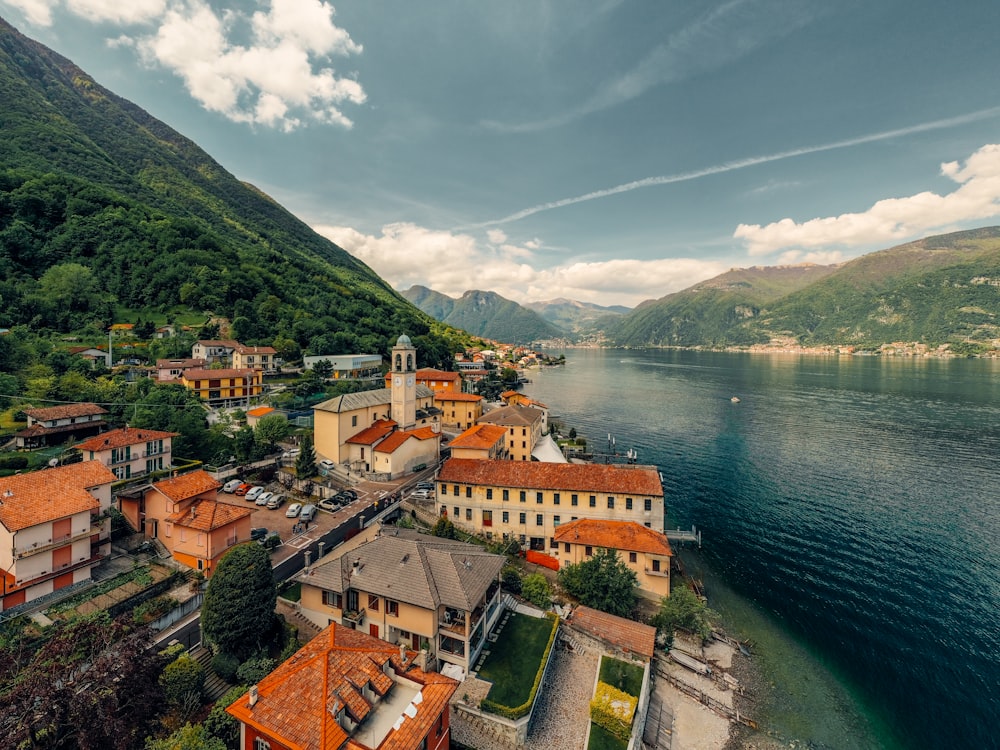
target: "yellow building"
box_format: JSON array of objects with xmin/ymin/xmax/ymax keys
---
[
  {"xmin": 448, "ymin": 424, "xmax": 509, "ymax": 461},
  {"xmin": 297, "ymin": 528, "xmax": 506, "ymax": 676},
  {"xmin": 435, "ymin": 458, "xmax": 664, "ymax": 551},
  {"xmin": 180, "ymin": 367, "xmax": 262, "ymax": 407},
  {"xmin": 553, "ymin": 519, "xmax": 672, "ymax": 600},
  {"xmin": 476, "ymin": 403, "xmax": 544, "ymax": 461},
  {"xmin": 232, "ymin": 344, "xmax": 278, "ymax": 372},
  {"xmin": 435, "ymin": 392, "xmax": 484, "ymax": 431}
]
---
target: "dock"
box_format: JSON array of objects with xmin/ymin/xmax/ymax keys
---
[{"xmin": 665, "ymin": 526, "xmax": 702, "ymax": 548}]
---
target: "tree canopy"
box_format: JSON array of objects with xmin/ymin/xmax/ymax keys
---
[
  {"xmin": 201, "ymin": 543, "xmax": 278, "ymax": 661},
  {"xmin": 557, "ymin": 547, "xmax": 637, "ymax": 617}
]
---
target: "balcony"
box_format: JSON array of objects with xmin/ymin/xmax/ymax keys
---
[
  {"xmin": 644, "ymin": 566, "xmax": 669, "ymax": 577},
  {"xmin": 343, "ymin": 608, "xmax": 366, "ymax": 626},
  {"xmin": 13, "ymin": 529, "xmax": 92, "ymax": 559}
]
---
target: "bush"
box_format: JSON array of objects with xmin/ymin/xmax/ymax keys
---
[
  {"xmin": 211, "ymin": 651, "xmax": 240, "ymax": 682},
  {"xmin": 590, "ymin": 681, "xmax": 638, "ymax": 743},
  {"xmin": 203, "ymin": 685, "xmax": 248, "ymax": 749},
  {"xmin": 501, "ymin": 565, "xmax": 522, "ymax": 595},
  {"xmin": 160, "ymin": 654, "xmax": 205, "ymax": 707},
  {"xmin": 521, "ymin": 573, "xmax": 551, "ymax": 609},
  {"xmin": 235, "ymin": 656, "xmax": 277, "ymax": 684},
  {"xmin": 0, "ymin": 455, "xmax": 29, "ymax": 470}
]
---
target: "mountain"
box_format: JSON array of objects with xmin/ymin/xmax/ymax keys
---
[
  {"xmin": 0, "ymin": 17, "xmax": 460, "ymax": 365},
  {"xmin": 526, "ymin": 298, "xmax": 631, "ymax": 334},
  {"xmin": 402, "ymin": 287, "xmax": 564, "ymax": 343},
  {"xmin": 609, "ymin": 226, "xmax": 1000, "ymax": 350}
]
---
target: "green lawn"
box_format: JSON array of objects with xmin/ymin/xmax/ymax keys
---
[
  {"xmin": 588, "ymin": 722, "xmax": 627, "ymax": 750},
  {"xmin": 599, "ymin": 655, "xmax": 644, "ymax": 697},
  {"xmin": 477, "ymin": 612, "xmax": 556, "ymax": 708}
]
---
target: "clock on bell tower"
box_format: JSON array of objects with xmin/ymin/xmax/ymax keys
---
[{"xmin": 390, "ymin": 334, "xmax": 417, "ymax": 429}]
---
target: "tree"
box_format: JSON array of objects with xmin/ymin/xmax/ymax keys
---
[
  {"xmin": 0, "ymin": 612, "xmax": 165, "ymax": 750},
  {"xmin": 295, "ymin": 433, "xmax": 317, "ymax": 477},
  {"xmin": 145, "ymin": 723, "xmax": 227, "ymax": 750},
  {"xmin": 430, "ymin": 517, "xmax": 458, "ymax": 539},
  {"xmin": 650, "ymin": 586, "xmax": 716, "ymax": 647},
  {"xmin": 160, "ymin": 653, "xmax": 205, "ymax": 710},
  {"xmin": 557, "ymin": 547, "xmax": 637, "ymax": 617},
  {"xmin": 201, "ymin": 543, "xmax": 278, "ymax": 661},
  {"xmin": 254, "ymin": 414, "xmax": 290, "ymax": 449},
  {"xmin": 521, "ymin": 573, "xmax": 552, "ymax": 609},
  {"xmin": 201, "ymin": 685, "xmax": 247, "ymax": 750},
  {"xmin": 311, "ymin": 358, "xmax": 333, "ymax": 380}
]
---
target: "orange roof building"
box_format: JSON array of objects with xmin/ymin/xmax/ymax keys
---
[
  {"xmin": 385, "ymin": 368, "xmax": 462, "ymax": 394},
  {"xmin": 343, "ymin": 421, "xmax": 441, "ymax": 480},
  {"xmin": 554, "ymin": 519, "xmax": 672, "ymax": 600},
  {"xmin": 434, "ymin": 391, "xmax": 484, "ymax": 431},
  {"xmin": 76, "ymin": 425, "xmax": 178, "ymax": 482},
  {"xmin": 15, "ymin": 402, "xmax": 108, "ymax": 449},
  {"xmin": 227, "ymin": 623, "xmax": 458, "ymax": 750},
  {"xmin": 567, "ymin": 605, "xmax": 658, "ymax": 660},
  {"xmin": 435, "ymin": 458, "xmax": 664, "ymax": 547},
  {"xmin": 0, "ymin": 461, "xmax": 117, "ymax": 613},
  {"xmin": 448, "ymin": 424, "xmax": 509, "ymax": 461},
  {"xmin": 117, "ymin": 469, "xmax": 251, "ymax": 576}
]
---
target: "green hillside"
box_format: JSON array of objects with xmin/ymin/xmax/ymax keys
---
[
  {"xmin": 609, "ymin": 227, "xmax": 1000, "ymax": 350},
  {"xmin": 0, "ymin": 16, "xmax": 459, "ymax": 364},
  {"xmin": 403, "ymin": 287, "xmax": 564, "ymax": 343}
]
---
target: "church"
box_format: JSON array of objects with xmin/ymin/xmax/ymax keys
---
[{"xmin": 312, "ymin": 335, "xmax": 442, "ymax": 479}]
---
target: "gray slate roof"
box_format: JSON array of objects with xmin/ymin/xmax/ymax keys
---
[
  {"xmin": 313, "ymin": 385, "xmax": 435, "ymax": 414},
  {"xmin": 478, "ymin": 403, "xmax": 543, "ymax": 427},
  {"xmin": 302, "ymin": 529, "xmax": 504, "ymax": 611}
]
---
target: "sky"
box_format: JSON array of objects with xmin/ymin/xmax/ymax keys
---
[{"xmin": 3, "ymin": 0, "xmax": 1000, "ymax": 308}]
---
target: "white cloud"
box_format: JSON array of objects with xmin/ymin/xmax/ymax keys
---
[
  {"xmin": 7, "ymin": 0, "xmax": 365, "ymax": 131},
  {"xmin": 734, "ymin": 143, "xmax": 1000, "ymax": 256},
  {"xmin": 314, "ymin": 222, "xmax": 725, "ymax": 307}
]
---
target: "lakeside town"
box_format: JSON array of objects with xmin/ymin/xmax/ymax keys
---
[{"xmin": 0, "ymin": 329, "xmax": 788, "ymax": 750}]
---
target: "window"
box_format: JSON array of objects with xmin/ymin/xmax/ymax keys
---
[
  {"xmin": 571, "ymin": 494, "xmax": 578, "ymax": 506},
  {"xmin": 519, "ymin": 534, "xmax": 526, "ymax": 544},
  {"xmin": 589, "ymin": 495, "xmax": 596, "ymax": 508},
  {"xmin": 453, "ymin": 485, "xmax": 459, "ymax": 496},
  {"xmin": 553, "ymin": 493, "xmax": 560, "ymax": 505},
  {"xmin": 454, "ymin": 506, "xmax": 459, "ymax": 517},
  {"xmin": 519, "ymin": 512, "xmax": 526, "ymax": 524},
  {"xmin": 536, "ymin": 491, "xmax": 543, "ymax": 504},
  {"xmin": 607, "ymin": 496, "xmax": 615, "ymax": 509},
  {"xmin": 386, "ymin": 599, "xmax": 399, "ymax": 616},
  {"xmin": 644, "ymin": 498, "xmax": 652, "ymax": 511},
  {"xmin": 645, "ymin": 522, "xmax": 651, "ymax": 528},
  {"xmin": 254, "ymin": 738, "xmax": 271, "ymax": 750},
  {"xmin": 652, "ymin": 559, "xmax": 661, "ymax": 572},
  {"xmin": 465, "ymin": 486, "xmax": 472, "ymax": 498},
  {"xmin": 483, "ymin": 510, "xmax": 493, "ymax": 527},
  {"xmin": 553, "ymin": 515, "xmax": 560, "ymax": 526},
  {"xmin": 503, "ymin": 489, "xmax": 509, "ymax": 501},
  {"xmin": 323, "ymin": 591, "xmax": 343, "ymax": 608},
  {"xmin": 368, "ymin": 594, "xmax": 380, "ymax": 612},
  {"xmin": 626, "ymin": 497, "xmax": 633, "ymax": 510},
  {"xmin": 440, "ymin": 504, "xmax": 447, "ymax": 515},
  {"xmin": 502, "ymin": 511, "xmax": 509, "ymax": 523},
  {"xmin": 550, "ymin": 537, "xmax": 558, "ymax": 548},
  {"xmin": 535, "ymin": 514, "xmax": 543, "ymax": 526},
  {"xmin": 519, "ymin": 490, "xmax": 526, "ymax": 502},
  {"xmin": 352, "ymin": 415, "xmax": 358, "ymax": 427},
  {"xmin": 629, "ymin": 552, "xmax": 637, "ymax": 563},
  {"xmin": 564, "ymin": 542, "xmax": 571, "ymax": 552},
  {"xmin": 486, "ymin": 488, "xmax": 493, "ymax": 500},
  {"xmin": 465, "ymin": 508, "xmax": 472, "ymax": 520},
  {"xmin": 522, "ymin": 441, "xmax": 526, "ymax": 448},
  {"xmin": 585, "ymin": 546, "xmax": 593, "ymax": 557}
]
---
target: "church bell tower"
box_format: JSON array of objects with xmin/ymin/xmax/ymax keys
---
[{"xmin": 390, "ymin": 334, "xmax": 417, "ymax": 429}]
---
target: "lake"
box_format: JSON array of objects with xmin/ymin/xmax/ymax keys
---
[{"xmin": 523, "ymin": 349, "xmax": 999, "ymax": 750}]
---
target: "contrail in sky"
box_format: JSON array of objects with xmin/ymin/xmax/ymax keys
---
[{"xmin": 460, "ymin": 106, "xmax": 1000, "ymax": 230}]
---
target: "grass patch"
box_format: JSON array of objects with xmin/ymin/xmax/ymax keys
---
[
  {"xmin": 599, "ymin": 655, "xmax": 644, "ymax": 697},
  {"xmin": 279, "ymin": 581, "xmax": 301, "ymax": 602},
  {"xmin": 588, "ymin": 722, "xmax": 627, "ymax": 750},
  {"xmin": 477, "ymin": 613, "xmax": 554, "ymax": 708}
]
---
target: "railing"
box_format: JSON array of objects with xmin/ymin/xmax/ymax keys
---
[
  {"xmin": 644, "ymin": 566, "xmax": 669, "ymax": 577},
  {"xmin": 13, "ymin": 529, "xmax": 91, "ymax": 559},
  {"xmin": 343, "ymin": 608, "xmax": 366, "ymax": 626}
]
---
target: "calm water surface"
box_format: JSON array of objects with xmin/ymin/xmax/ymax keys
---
[{"xmin": 524, "ymin": 349, "xmax": 1000, "ymax": 750}]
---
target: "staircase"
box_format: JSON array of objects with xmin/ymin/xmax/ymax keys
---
[{"xmin": 191, "ymin": 646, "xmax": 236, "ymax": 702}]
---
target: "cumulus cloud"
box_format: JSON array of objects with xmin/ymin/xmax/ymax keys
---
[
  {"xmin": 6, "ymin": 0, "xmax": 365, "ymax": 131},
  {"xmin": 314, "ymin": 222, "xmax": 726, "ymax": 307},
  {"xmin": 735, "ymin": 143, "xmax": 1000, "ymax": 256}
]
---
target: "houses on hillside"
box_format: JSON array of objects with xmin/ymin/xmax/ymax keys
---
[
  {"xmin": 75, "ymin": 426, "xmax": 178, "ymax": 481},
  {"xmin": 14, "ymin": 403, "xmax": 108, "ymax": 450}
]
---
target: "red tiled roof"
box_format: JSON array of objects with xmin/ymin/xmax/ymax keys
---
[
  {"xmin": 408, "ymin": 426, "xmax": 439, "ymax": 440},
  {"xmin": 438, "ymin": 458, "xmax": 663, "ymax": 496},
  {"xmin": 434, "ymin": 392, "xmax": 483, "ymax": 403},
  {"xmin": 568, "ymin": 605, "xmax": 657, "ymax": 660},
  {"xmin": 346, "ymin": 419, "xmax": 397, "ymax": 446},
  {"xmin": 246, "ymin": 406, "xmax": 276, "ymax": 418},
  {"xmin": 168, "ymin": 499, "xmax": 252, "ymax": 531},
  {"xmin": 554, "ymin": 519, "xmax": 672, "ymax": 556},
  {"xmin": 478, "ymin": 403, "xmax": 544, "ymax": 427},
  {"xmin": 450, "ymin": 424, "xmax": 507, "ymax": 450},
  {"xmin": 416, "ymin": 368, "xmax": 460, "ymax": 381},
  {"xmin": 227, "ymin": 623, "xmax": 458, "ymax": 750},
  {"xmin": 152, "ymin": 470, "xmax": 220, "ymax": 502},
  {"xmin": 196, "ymin": 340, "xmax": 239, "ymax": 348},
  {"xmin": 235, "ymin": 345, "xmax": 277, "ymax": 355},
  {"xmin": 76, "ymin": 426, "xmax": 178, "ymax": 452},
  {"xmin": 183, "ymin": 368, "xmax": 256, "ymax": 380},
  {"xmin": 23, "ymin": 403, "xmax": 108, "ymax": 421},
  {"xmin": 0, "ymin": 461, "xmax": 115, "ymax": 531}
]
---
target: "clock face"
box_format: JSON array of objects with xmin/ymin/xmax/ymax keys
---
[
  {"xmin": 393, "ymin": 376, "xmax": 401, "ymax": 386},
  {"xmin": 406, "ymin": 376, "xmax": 414, "ymax": 387}
]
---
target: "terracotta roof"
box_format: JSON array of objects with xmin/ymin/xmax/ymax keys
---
[
  {"xmin": 156, "ymin": 358, "xmax": 205, "ymax": 368},
  {"xmin": 227, "ymin": 623, "xmax": 458, "ymax": 750},
  {"xmin": 109, "ymin": 323, "xmax": 134, "ymax": 330},
  {"xmin": 0, "ymin": 461, "xmax": 115, "ymax": 531},
  {"xmin": 168, "ymin": 499, "xmax": 252, "ymax": 531},
  {"xmin": 76, "ymin": 426, "xmax": 178, "ymax": 452},
  {"xmin": 449, "ymin": 424, "xmax": 507, "ymax": 450},
  {"xmin": 409, "ymin": 426, "xmax": 438, "ymax": 440},
  {"xmin": 568, "ymin": 605, "xmax": 657, "ymax": 660},
  {"xmin": 195, "ymin": 340, "xmax": 239, "ymax": 348},
  {"xmin": 433, "ymin": 392, "xmax": 483, "ymax": 403},
  {"xmin": 152, "ymin": 470, "xmax": 220, "ymax": 502},
  {"xmin": 478, "ymin": 403, "xmax": 544, "ymax": 427},
  {"xmin": 235, "ymin": 345, "xmax": 277, "ymax": 355},
  {"xmin": 23, "ymin": 403, "xmax": 108, "ymax": 421},
  {"xmin": 347, "ymin": 420, "xmax": 398, "ymax": 446},
  {"xmin": 438, "ymin": 458, "xmax": 663, "ymax": 496},
  {"xmin": 375, "ymin": 425, "xmax": 440, "ymax": 456},
  {"xmin": 554, "ymin": 519, "xmax": 672, "ymax": 556},
  {"xmin": 183, "ymin": 368, "xmax": 257, "ymax": 380},
  {"xmin": 416, "ymin": 368, "xmax": 460, "ymax": 381},
  {"xmin": 246, "ymin": 406, "xmax": 276, "ymax": 418}
]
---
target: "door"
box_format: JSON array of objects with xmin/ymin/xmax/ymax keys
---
[{"xmin": 369, "ymin": 624, "xmax": 379, "ymax": 638}]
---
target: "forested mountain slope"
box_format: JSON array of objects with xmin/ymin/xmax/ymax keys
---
[{"xmin": 402, "ymin": 287, "xmax": 564, "ymax": 343}]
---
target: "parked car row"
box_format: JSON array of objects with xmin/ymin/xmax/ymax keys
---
[
  {"xmin": 222, "ymin": 479, "xmax": 287, "ymax": 510},
  {"xmin": 284, "ymin": 502, "xmax": 317, "ymax": 522},
  {"xmin": 318, "ymin": 488, "xmax": 358, "ymax": 512}
]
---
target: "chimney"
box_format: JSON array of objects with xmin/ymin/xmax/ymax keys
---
[
  {"xmin": 399, "ymin": 643, "xmax": 406, "ymax": 663},
  {"xmin": 318, "ymin": 541, "xmax": 326, "ymax": 559},
  {"xmin": 417, "ymin": 649, "xmax": 429, "ymax": 672},
  {"xmin": 304, "ymin": 550, "xmax": 312, "ymax": 571},
  {"xmin": 248, "ymin": 685, "xmax": 258, "ymax": 707}
]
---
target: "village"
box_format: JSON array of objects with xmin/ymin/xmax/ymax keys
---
[{"xmin": 1, "ymin": 332, "xmax": 761, "ymax": 750}]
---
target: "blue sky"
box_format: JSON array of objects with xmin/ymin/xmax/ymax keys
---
[{"xmin": 4, "ymin": 0, "xmax": 1000, "ymax": 307}]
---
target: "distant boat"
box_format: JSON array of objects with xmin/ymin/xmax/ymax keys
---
[{"xmin": 731, "ymin": 396, "xmax": 741, "ymax": 403}]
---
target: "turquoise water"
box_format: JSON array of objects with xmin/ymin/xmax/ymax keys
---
[{"xmin": 524, "ymin": 350, "xmax": 1000, "ymax": 749}]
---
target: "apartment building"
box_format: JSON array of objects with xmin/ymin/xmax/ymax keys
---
[
  {"xmin": 76, "ymin": 425, "xmax": 178, "ymax": 481},
  {"xmin": 476, "ymin": 403, "xmax": 545, "ymax": 461}
]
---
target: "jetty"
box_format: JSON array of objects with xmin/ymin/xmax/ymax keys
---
[{"xmin": 665, "ymin": 525, "xmax": 702, "ymax": 548}]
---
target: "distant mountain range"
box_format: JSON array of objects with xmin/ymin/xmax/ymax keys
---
[
  {"xmin": 525, "ymin": 298, "xmax": 631, "ymax": 334},
  {"xmin": 402, "ymin": 287, "xmax": 565, "ymax": 343},
  {"xmin": 607, "ymin": 226, "xmax": 1000, "ymax": 351}
]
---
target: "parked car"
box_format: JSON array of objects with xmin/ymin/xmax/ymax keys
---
[
  {"xmin": 234, "ymin": 483, "xmax": 252, "ymax": 496},
  {"xmin": 415, "ymin": 482, "xmax": 434, "ymax": 491},
  {"xmin": 266, "ymin": 494, "xmax": 286, "ymax": 510},
  {"xmin": 285, "ymin": 503, "xmax": 302, "ymax": 518},
  {"xmin": 410, "ymin": 488, "xmax": 432, "ymax": 499},
  {"xmin": 333, "ymin": 492, "xmax": 351, "ymax": 505},
  {"xmin": 318, "ymin": 498, "xmax": 339, "ymax": 512},
  {"xmin": 250, "ymin": 527, "xmax": 268, "ymax": 542},
  {"xmin": 255, "ymin": 491, "xmax": 274, "ymax": 507},
  {"xmin": 245, "ymin": 486, "xmax": 265, "ymax": 502},
  {"xmin": 282, "ymin": 448, "xmax": 300, "ymax": 459},
  {"xmin": 222, "ymin": 479, "xmax": 243, "ymax": 493},
  {"xmin": 318, "ymin": 459, "xmax": 335, "ymax": 472},
  {"xmin": 341, "ymin": 489, "xmax": 358, "ymax": 501},
  {"xmin": 299, "ymin": 504, "xmax": 317, "ymax": 522}
]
